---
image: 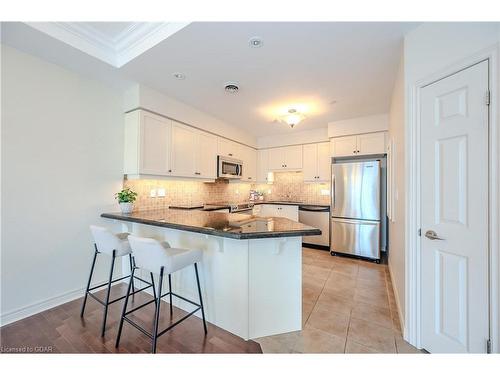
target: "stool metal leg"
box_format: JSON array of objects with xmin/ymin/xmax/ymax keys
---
[
  {"xmin": 101, "ymin": 249, "xmax": 116, "ymax": 337},
  {"xmin": 194, "ymin": 263, "xmax": 207, "ymax": 334},
  {"xmin": 80, "ymin": 245, "xmax": 98, "ymax": 318},
  {"xmin": 150, "ymin": 272, "xmax": 157, "ymax": 307},
  {"xmin": 168, "ymin": 274, "xmax": 173, "ymax": 316},
  {"xmin": 128, "ymin": 254, "xmax": 135, "ymax": 295},
  {"xmin": 115, "ymin": 266, "xmax": 135, "ymax": 348},
  {"xmin": 152, "ymin": 267, "xmax": 164, "ymax": 353}
]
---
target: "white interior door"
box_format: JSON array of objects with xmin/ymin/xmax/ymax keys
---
[{"xmin": 420, "ymin": 60, "xmax": 489, "ymax": 353}]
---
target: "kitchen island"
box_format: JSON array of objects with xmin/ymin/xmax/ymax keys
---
[{"xmin": 101, "ymin": 209, "xmax": 320, "ymax": 340}]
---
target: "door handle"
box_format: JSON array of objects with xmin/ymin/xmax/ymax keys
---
[
  {"xmin": 331, "ymin": 174, "xmax": 336, "ymax": 209},
  {"xmin": 425, "ymin": 230, "xmax": 445, "ymax": 240}
]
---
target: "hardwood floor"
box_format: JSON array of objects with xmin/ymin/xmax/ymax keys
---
[{"xmin": 0, "ymin": 284, "xmax": 262, "ymax": 353}]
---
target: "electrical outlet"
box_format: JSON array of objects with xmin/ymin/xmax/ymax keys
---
[
  {"xmin": 157, "ymin": 188, "xmax": 166, "ymax": 197},
  {"xmin": 150, "ymin": 189, "xmax": 157, "ymax": 198}
]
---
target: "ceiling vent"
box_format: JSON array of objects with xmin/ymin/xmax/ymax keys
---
[{"xmin": 224, "ymin": 83, "xmax": 239, "ymax": 94}]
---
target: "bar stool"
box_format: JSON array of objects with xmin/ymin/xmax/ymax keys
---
[
  {"xmin": 80, "ymin": 225, "xmax": 156, "ymax": 337},
  {"xmin": 115, "ymin": 235, "xmax": 207, "ymax": 353}
]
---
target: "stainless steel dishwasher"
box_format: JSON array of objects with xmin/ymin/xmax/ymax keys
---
[{"xmin": 298, "ymin": 205, "xmax": 330, "ymax": 248}]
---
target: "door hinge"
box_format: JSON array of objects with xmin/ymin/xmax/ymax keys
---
[
  {"xmin": 486, "ymin": 338, "xmax": 492, "ymax": 354},
  {"xmin": 486, "ymin": 91, "xmax": 491, "ymax": 106},
  {"xmin": 418, "ymin": 228, "xmax": 421, "ymax": 236}
]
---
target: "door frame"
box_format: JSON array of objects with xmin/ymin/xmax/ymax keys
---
[{"xmin": 405, "ymin": 45, "xmax": 500, "ymax": 353}]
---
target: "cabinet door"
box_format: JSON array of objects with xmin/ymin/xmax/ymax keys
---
[
  {"xmin": 218, "ymin": 138, "xmax": 241, "ymax": 159},
  {"xmin": 283, "ymin": 145, "xmax": 303, "ymax": 169},
  {"xmin": 240, "ymin": 145, "xmax": 257, "ymax": 182},
  {"xmin": 260, "ymin": 204, "xmax": 276, "ymax": 217},
  {"xmin": 139, "ymin": 112, "xmax": 171, "ymax": 175},
  {"xmin": 302, "ymin": 144, "xmax": 318, "ymax": 181},
  {"xmin": 331, "ymin": 135, "xmax": 358, "ymax": 157},
  {"xmin": 279, "ymin": 205, "xmax": 299, "ymax": 221},
  {"xmin": 171, "ymin": 121, "xmax": 197, "ymax": 177},
  {"xmin": 357, "ymin": 132, "xmax": 386, "ymax": 155},
  {"xmin": 317, "ymin": 142, "xmax": 331, "ymax": 182},
  {"xmin": 268, "ymin": 148, "xmax": 284, "ymax": 170},
  {"xmin": 196, "ymin": 131, "xmax": 218, "ymax": 179},
  {"xmin": 257, "ymin": 149, "xmax": 270, "ymax": 183}
]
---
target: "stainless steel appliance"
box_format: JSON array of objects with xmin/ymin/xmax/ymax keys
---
[
  {"xmin": 331, "ymin": 160, "xmax": 381, "ymax": 261},
  {"xmin": 204, "ymin": 202, "xmax": 254, "ymax": 214},
  {"xmin": 217, "ymin": 156, "xmax": 243, "ymax": 179},
  {"xmin": 299, "ymin": 205, "xmax": 330, "ymax": 247}
]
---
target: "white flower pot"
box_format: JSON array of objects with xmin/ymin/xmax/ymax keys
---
[{"xmin": 119, "ymin": 202, "xmax": 133, "ymax": 214}]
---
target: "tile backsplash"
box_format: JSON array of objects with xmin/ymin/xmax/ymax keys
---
[{"xmin": 124, "ymin": 171, "xmax": 330, "ymax": 211}]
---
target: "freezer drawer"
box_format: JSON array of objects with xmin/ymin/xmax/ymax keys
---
[{"xmin": 330, "ymin": 218, "xmax": 380, "ymax": 260}]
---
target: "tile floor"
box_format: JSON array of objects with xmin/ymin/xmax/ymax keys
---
[{"xmin": 254, "ymin": 248, "xmax": 422, "ymax": 354}]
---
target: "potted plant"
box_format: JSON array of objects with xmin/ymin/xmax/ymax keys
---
[{"xmin": 115, "ymin": 188, "xmax": 138, "ymax": 214}]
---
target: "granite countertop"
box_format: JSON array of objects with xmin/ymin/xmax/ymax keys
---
[{"xmin": 101, "ymin": 209, "xmax": 321, "ymax": 240}]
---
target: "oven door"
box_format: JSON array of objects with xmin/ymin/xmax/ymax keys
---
[{"xmin": 218, "ymin": 156, "xmax": 243, "ymax": 178}]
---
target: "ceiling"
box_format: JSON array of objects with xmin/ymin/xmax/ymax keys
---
[{"xmin": 1, "ymin": 22, "xmax": 418, "ymax": 137}]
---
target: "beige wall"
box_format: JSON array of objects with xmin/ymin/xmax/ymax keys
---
[
  {"xmin": 387, "ymin": 52, "xmax": 406, "ymax": 329},
  {"xmin": 1, "ymin": 45, "xmax": 124, "ymax": 325}
]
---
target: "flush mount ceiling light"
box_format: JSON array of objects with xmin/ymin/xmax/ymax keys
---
[
  {"xmin": 249, "ymin": 37, "xmax": 263, "ymax": 48},
  {"xmin": 280, "ymin": 109, "xmax": 306, "ymax": 128},
  {"xmin": 173, "ymin": 72, "xmax": 186, "ymax": 80},
  {"xmin": 224, "ymin": 83, "xmax": 240, "ymax": 94}
]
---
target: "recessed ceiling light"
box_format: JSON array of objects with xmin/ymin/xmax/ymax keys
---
[
  {"xmin": 173, "ymin": 72, "xmax": 186, "ymax": 80},
  {"xmin": 249, "ymin": 37, "xmax": 263, "ymax": 48},
  {"xmin": 224, "ymin": 83, "xmax": 239, "ymax": 94}
]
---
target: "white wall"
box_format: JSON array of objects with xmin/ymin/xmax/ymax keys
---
[
  {"xmin": 257, "ymin": 127, "xmax": 328, "ymax": 148},
  {"xmin": 327, "ymin": 113, "xmax": 388, "ymax": 138},
  {"xmin": 1, "ymin": 45, "xmax": 125, "ymax": 325},
  {"xmin": 124, "ymin": 84, "xmax": 257, "ymax": 148},
  {"xmin": 404, "ymin": 22, "xmax": 500, "ymax": 351},
  {"xmin": 387, "ymin": 52, "xmax": 405, "ymax": 330}
]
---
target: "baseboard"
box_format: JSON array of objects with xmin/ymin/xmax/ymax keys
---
[
  {"xmin": 387, "ymin": 261, "xmax": 405, "ymax": 335},
  {"xmin": 302, "ymin": 243, "xmax": 329, "ymax": 251},
  {"xmin": 0, "ymin": 278, "xmax": 107, "ymax": 327}
]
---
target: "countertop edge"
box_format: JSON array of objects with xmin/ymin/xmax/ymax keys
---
[{"xmin": 101, "ymin": 212, "xmax": 321, "ymax": 240}]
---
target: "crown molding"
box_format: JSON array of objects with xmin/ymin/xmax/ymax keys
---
[{"xmin": 25, "ymin": 22, "xmax": 189, "ymax": 67}]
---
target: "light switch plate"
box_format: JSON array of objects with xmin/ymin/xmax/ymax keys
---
[
  {"xmin": 157, "ymin": 188, "xmax": 166, "ymax": 197},
  {"xmin": 150, "ymin": 189, "xmax": 157, "ymax": 197}
]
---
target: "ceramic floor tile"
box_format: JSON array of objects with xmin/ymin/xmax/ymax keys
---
[
  {"xmin": 345, "ymin": 339, "xmax": 378, "ymax": 353},
  {"xmin": 315, "ymin": 289, "xmax": 354, "ymax": 316},
  {"xmin": 353, "ymin": 285, "xmax": 389, "ymax": 308},
  {"xmin": 306, "ymin": 303, "xmax": 350, "ymax": 338},
  {"xmin": 347, "ymin": 317, "xmax": 396, "ymax": 353},
  {"xmin": 303, "ymin": 264, "xmax": 332, "ymax": 281},
  {"xmin": 331, "ymin": 262, "xmax": 359, "ymax": 278},
  {"xmin": 395, "ymin": 335, "xmax": 422, "ymax": 354},
  {"xmin": 293, "ymin": 326, "xmax": 346, "ymax": 353},
  {"xmin": 351, "ymin": 301, "xmax": 393, "ymax": 329},
  {"xmin": 254, "ymin": 331, "xmax": 299, "ymax": 353}
]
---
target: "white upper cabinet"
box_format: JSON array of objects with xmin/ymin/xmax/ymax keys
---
[
  {"xmin": 268, "ymin": 145, "xmax": 303, "ymax": 171},
  {"xmin": 330, "ymin": 131, "xmax": 387, "ymax": 157},
  {"xmin": 171, "ymin": 121, "xmax": 198, "ymax": 177},
  {"xmin": 196, "ymin": 131, "xmax": 218, "ymax": 179},
  {"xmin": 302, "ymin": 142, "xmax": 330, "ymax": 182},
  {"xmin": 257, "ymin": 149, "xmax": 274, "ymax": 183},
  {"xmin": 124, "ymin": 110, "xmax": 219, "ymax": 179},
  {"xmin": 217, "ymin": 138, "xmax": 242, "ymax": 159},
  {"xmin": 124, "ymin": 110, "xmax": 172, "ymax": 176},
  {"xmin": 241, "ymin": 145, "xmax": 257, "ymax": 182}
]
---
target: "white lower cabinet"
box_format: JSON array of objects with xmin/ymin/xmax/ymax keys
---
[{"xmin": 255, "ymin": 204, "xmax": 298, "ymax": 221}]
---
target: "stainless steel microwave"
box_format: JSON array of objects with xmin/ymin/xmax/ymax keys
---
[{"xmin": 217, "ymin": 156, "xmax": 243, "ymax": 179}]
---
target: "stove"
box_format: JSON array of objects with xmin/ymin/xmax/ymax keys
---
[{"xmin": 204, "ymin": 202, "xmax": 254, "ymax": 214}]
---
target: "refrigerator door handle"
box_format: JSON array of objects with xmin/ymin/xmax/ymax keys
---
[{"xmin": 331, "ymin": 174, "xmax": 336, "ymax": 210}]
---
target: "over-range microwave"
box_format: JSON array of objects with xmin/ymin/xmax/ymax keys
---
[{"xmin": 217, "ymin": 156, "xmax": 243, "ymax": 179}]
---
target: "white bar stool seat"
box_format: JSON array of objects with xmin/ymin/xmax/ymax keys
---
[
  {"xmin": 80, "ymin": 225, "xmax": 156, "ymax": 337},
  {"xmin": 115, "ymin": 235, "xmax": 207, "ymax": 353}
]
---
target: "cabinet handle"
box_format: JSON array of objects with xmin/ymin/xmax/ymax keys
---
[
  {"xmin": 195, "ymin": 172, "xmax": 201, "ymax": 175},
  {"xmin": 248, "ymin": 177, "xmax": 252, "ymax": 180},
  {"xmin": 228, "ymin": 153, "xmax": 233, "ymax": 156},
  {"xmin": 168, "ymin": 169, "xmax": 172, "ymax": 173},
  {"xmin": 353, "ymin": 150, "xmax": 356, "ymax": 154}
]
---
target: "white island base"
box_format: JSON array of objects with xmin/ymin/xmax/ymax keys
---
[{"xmin": 119, "ymin": 222, "xmax": 302, "ymax": 340}]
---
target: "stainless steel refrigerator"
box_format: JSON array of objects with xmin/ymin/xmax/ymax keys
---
[{"xmin": 330, "ymin": 160, "xmax": 381, "ymax": 261}]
